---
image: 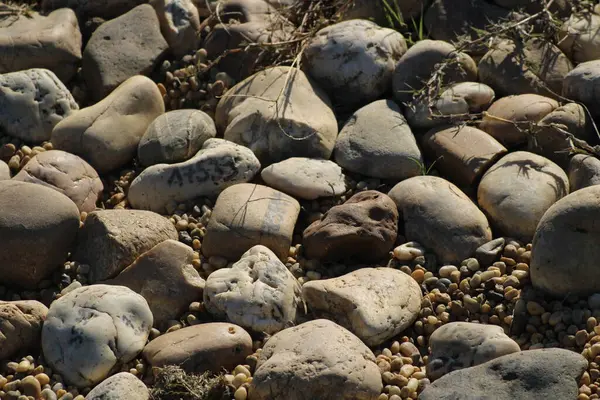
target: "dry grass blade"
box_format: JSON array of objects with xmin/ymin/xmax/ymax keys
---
[{"xmin": 149, "ymin": 365, "xmax": 231, "ymax": 400}]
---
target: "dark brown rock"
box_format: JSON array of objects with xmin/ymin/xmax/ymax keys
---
[{"xmin": 302, "ymin": 190, "xmax": 398, "ymax": 263}]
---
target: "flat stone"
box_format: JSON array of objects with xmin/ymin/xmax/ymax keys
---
[
  {"xmin": 0, "ymin": 68, "xmax": 78, "ymax": 142},
  {"xmin": 106, "ymin": 240, "xmax": 205, "ymax": 329},
  {"xmin": 137, "ymin": 109, "xmax": 217, "ymax": 167},
  {"xmin": 0, "ymin": 9, "xmax": 82, "ymax": 82},
  {"xmin": 202, "ymin": 184, "xmax": 300, "ymax": 260},
  {"xmin": 531, "ymin": 185, "xmax": 600, "ymax": 296},
  {"xmin": 393, "ymin": 40, "xmax": 477, "ymax": 105},
  {"xmin": 13, "ymin": 150, "xmax": 103, "ymax": 213},
  {"xmin": 480, "ymin": 94, "xmax": 558, "ymax": 148},
  {"xmin": 249, "ymin": 319, "xmax": 382, "ymax": 400},
  {"xmin": 204, "ymin": 245, "xmax": 302, "ymax": 334},
  {"xmin": 303, "ymin": 190, "xmax": 399, "ymax": 262},
  {"xmin": 42, "ymin": 285, "xmax": 153, "ymax": 388},
  {"xmin": 477, "ymin": 151, "xmax": 568, "ymax": 243},
  {"xmin": 0, "ymin": 300, "xmax": 48, "ymax": 360},
  {"xmin": 334, "ymin": 99, "xmax": 423, "ymax": 181},
  {"xmin": 388, "ymin": 176, "xmax": 492, "ymax": 264},
  {"xmin": 142, "ymin": 322, "xmax": 253, "ymax": 374},
  {"xmin": 85, "ymin": 372, "xmax": 149, "ymax": 400},
  {"xmin": 475, "ymin": 238, "xmax": 506, "ymax": 267},
  {"xmin": 152, "ymin": 0, "xmax": 201, "ymax": 58},
  {"xmin": 303, "ymin": 19, "xmax": 407, "ymax": 109},
  {"xmin": 302, "ymin": 268, "xmax": 421, "ymax": 346},
  {"xmin": 72, "ymin": 209, "xmax": 178, "ymax": 283},
  {"xmin": 569, "ymin": 154, "xmax": 600, "ymax": 192},
  {"xmin": 421, "ymin": 125, "xmax": 507, "ymax": 188},
  {"xmin": 52, "ymin": 75, "xmax": 164, "ymax": 173},
  {"xmin": 129, "ymin": 139, "xmax": 260, "ymax": 214},
  {"xmin": 0, "ymin": 181, "xmax": 80, "ymax": 289},
  {"xmin": 427, "ymin": 322, "xmax": 520, "ymax": 381},
  {"xmin": 420, "ymin": 348, "xmax": 587, "ymax": 400},
  {"xmin": 82, "ymin": 4, "xmax": 168, "ymax": 101},
  {"xmin": 261, "ymin": 157, "xmax": 347, "ymax": 200},
  {"xmin": 216, "ymin": 66, "xmax": 338, "ymax": 166}
]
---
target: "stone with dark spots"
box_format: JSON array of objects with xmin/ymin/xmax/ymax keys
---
[
  {"xmin": 302, "ymin": 190, "xmax": 399, "ymax": 263},
  {"xmin": 420, "ymin": 348, "xmax": 587, "ymax": 399}
]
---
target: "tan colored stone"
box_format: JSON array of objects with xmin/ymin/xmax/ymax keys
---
[
  {"xmin": 421, "ymin": 125, "xmax": 507, "ymax": 187},
  {"xmin": 249, "ymin": 319, "xmax": 382, "ymax": 400},
  {"xmin": 13, "ymin": 150, "xmax": 103, "ymax": 213},
  {"xmin": 0, "ymin": 181, "xmax": 80, "ymax": 289},
  {"xmin": 427, "ymin": 322, "xmax": 520, "ymax": 381},
  {"xmin": 0, "ymin": 9, "xmax": 82, "ymax": 82},
  {"xmin": 388, "ymin": 176, "xmax": 492, "ymax": 264},
  {"xmin": 569, "ymin": 154, "xmax": 600, "ymax": 192},
  {"xmin": 0, "ymin": 300, "xmax": 48, "ymax": 360},
  {"xmin": 52, "ymin": 75, "xmax": 164, "ymax": 173},
  {"xmin": 143, "ymin": 323, "xmax": 253, "ymax": 373},
  {"xmin": 0, "ymin": 160, "xmax": 9, "ymax": 180},
  {"xmin": 302, "ymin": 190, "xmax": 399, "ymax": 262},
  {"xmin": 480, "ymin": 94, "xmax": 558, "ymax": 148},
  {"xmin": 152, "ymin": 0, "xmax": 201, "ymax": 58},
  {"xmin": 477, "ymin": 151, "xmax": 568, "ymax": 242},
  {"xmin": 216, "ymin": 66, "xmax": 337, "ymax": 166},
  {"xmin": 202, "ymin": 184, "xmax": 300, "ymax": 260},
  {"xmin": 479, "ymin": 38, "xmax": 572, "ymax": 99},
  {"xmin": 72, "ymin": 209, "xmax": 178, "ymax": 283},
  {"xmin": 563, "ymin": 60, "xmax": 600, "ymax": 118},
  {"xmin": 106, "ymin": 240, "xmax": 205, "ymax": 329},
  {"xmin": 303, "ymin": 268, "xmax": 421, "ymax": 346},
  {"xmin": 531, "ymin": 185, "xmax": 600, "ymax": 296},
  {"xmin": 559, "ymin": 12, "xmax": 600, "ymax": 64}
]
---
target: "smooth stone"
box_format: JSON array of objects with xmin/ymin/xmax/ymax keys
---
[
  {"xmin": 82, "ymin": 4, "xmax": 168, "ymax": 101},
  {"xmin": 393, "ymin": 40, "xmax": 477, "ymax": 105},
  {"xmin": 303, "ymin": 19, "xmax": 407, "ymax": 109},
  {"xmin": 477, "ymin": 151, "xmax": 569, "ymax": 243},
  {"xmin": 215, "ymin": 66, "xmax": 338, "ymax": 166},
  {"xmin": 142, "ymin": 323, "xmax": 253, "ymax": 374},
  {"xmin": 248, "ymin": 319, "xmax": 382, "ymax": 400},
  {"xmin": 563, "ymin": 60, "xmax": 600, "ymax": 118},
  {"xmin": 529, "ymin": 103, "xmax": 596, "ymax": 168},
  {"xmin": 531, "ymin": 185, "xmax": 600, "ymax": 296},
  {"xmin": 0, "ymin": 160, "xmax": 9, "ymax": 180},
  {"xmin": 13, "ymin": 150, "xmax": 103, "ymax": 213},
  {"xmin": 128, "ymin": 138, "xmax": 260, "ymax": 214},
  {"xmin": 406, "ymin": 82, "xmax": 495, "ymax": 129},
  {"xmin": 72, "ymin": 209, "xmax": 178, "ymax": 283},
  {"xmin": 204, "ymin": 245, "xmax": 302, "ymax": 334},
  {"xmin": 137, "ymin": 109, "xmax": 217, "ymax": 167},
  {"xmin": 303, "ymin": 190, "xmax": 398, "ymax": 263},
  {"xmin": 42, "ymin": 285, "xmax": 153, "ymax": 388},
  {"xmin": 480, "ymin": 94, "xmax": 558, "ymax": 148},
  {"xmin": 20, "ymin": 375, "xmax": 42, "ymax": 399},
  {"xmin": 261, "ymin": 157, "xmax": 347, "ymax": 200},
  {"xmin": 42, "ymin": 0, "xmax": 145, "ymax": 19},
  {"xmin": 0, "ymin": 181, "xmax": 80, "ymax": 289},
  {"xmin": 151, "ymin": 0, "xmax": 201, "ymax": 58},
  {"xmin": 427, "ymin": 322, "xmax": 520, "ymax": 381},
  {"xmin": 0, "ymin": 300, "xmax": 48, "ymax": 360},
  {"xmin": 303, "ymin": 268, "xmax": 421, "ymax": 346},
  {"xmin": 569, "ymin": 154, "xmax": 600, "ymax": 192},
  {"xmin": 0, "ymin": 9, "xmax": 82, "ymax": 82},
  {"xmin": 388, "ymin": 176, "xmax": 492, "ymax": 264},
  {"xmin": 421, "ymin": 125, "xmax": 507, "ymax": 188},
  {"xmin": 52, "ymin": 75, "xmax": 164, "ymax": 173},
  {"xmin": 106, "ymin": 240, "xmax": 205, "ymax": 329},
  {"xmin": 559, "ymin": 12, "xmax": 600, "ymax": 64},
  {"xmin": 334, "ymin": 99, "xmax": 423, "ymax": 181},
  {"xmin": 84, "ymin": 372, "xmax": 149, "ymax": 400},
  {"xmin": 202, "ymin": 184, "xmax": 300, "ymax": 261},
  {"xmin": 420, "ymin": 348, "xmax": 587, "ymax": 399},
  {"xmin": 475, "ymin": 238, "xmax": 506, "ymax": 267},
  {"xmin": 479, "ymin": 38, "xmax": 572, "ymax": 99},
  {"xmin": 0, "ymin": 68, "xmax": 78, "ymax": 142}
]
